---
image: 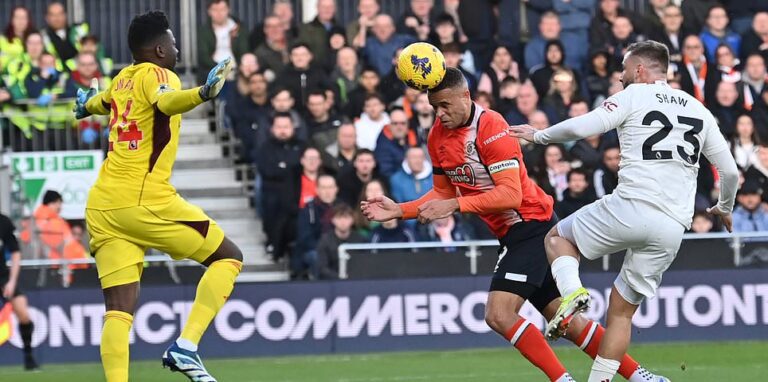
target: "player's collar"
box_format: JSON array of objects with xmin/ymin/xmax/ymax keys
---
[
  {"xmin": 460, "ymin": 103, "xmax": 482, "ymax": 128},
  {"xmin": 654, "ymin": 80, "xmax": 669, "ymax": 86}
]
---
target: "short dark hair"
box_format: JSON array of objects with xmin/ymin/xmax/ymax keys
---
[
  {"xmin": 364, "ymin": 93, "xmax": 384, "ymax": 104},
  {"xmin": 307, "ymin": 89, "xmax": 327, "ymax": 100},
  {"xmin": 290, "ymin": 42, "xmax": 311, "ymax": 53},
  {"xmin": 332, "ymin": 203, "xmax": 355, "ymax": 219},
  {"xmin": 270, "ymin": 86, "xmax": 292, "ymax": 100},
  {"xmin": 354, "ymin": 148, "xmax": 375, "ymax": 161},
  {"xmin": 208, "ymin": 0, "xmax": 229, "ymax": 8},
  {"xmin": 567, "ymin": 168, "xmax": 588, "ymax": 182},
  {"xmin": 80, "ymin": 34, "xmax": 100, "ymax": 46},
  {"xmin": 128, "ymin": 11, "xmax": 170, "ymax": 54},
  {"xmin": 272, "ymin": 111, "xmax": 293, "ymax": 124},
  {"xmin": 626, "ymin": 40, "xmax": 670, "ymax": 73},
  {"xmin": 429, "ymin": 67, "xmax": 467, "ymax": 93},
  {"xmin": 361, "ymin": 66, "xmax": 380, "ymax": 76},
  {"xmin": 441, "ymin": 42, "xmax": 462, "ymax": 55},
  {"xmin": 43, "ymin": 190, "xmax": 63, "ymax": 205}
]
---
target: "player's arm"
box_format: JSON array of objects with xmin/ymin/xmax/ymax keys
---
[
  {"xmin": 701, "ymin": 119, "xmax": 739, "ymax": 232},
  {"xmin": 84, "ymin": 90, "xmax": 112, "ymax": 115},
  {"xmin": 510, "ymin": 90, "xmax": 631, "ymax": 144},
  {"xmin": 147, "ymin": 58, "xmax": 233, "ymax": 116},
  {"xmin": 76, "ymin": 78, "xmax": 112, "ymax": 118},
  {"xmin": 398, "ymin": 173, "xmax": 457, "ymax": 219}
]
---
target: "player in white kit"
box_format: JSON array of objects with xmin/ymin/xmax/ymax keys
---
[{"xmin": 510, "ymin": 41, "xmax": 739, "ymax": 382}]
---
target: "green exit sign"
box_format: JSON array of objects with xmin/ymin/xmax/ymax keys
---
[{"xmin": 63, "ymin": 155, "xmax": 94, "ymax": 170}]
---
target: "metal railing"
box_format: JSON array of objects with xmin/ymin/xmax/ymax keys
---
[{"xmin": 337, "ymin": 231, "xmax": 768, "ymax": 280}]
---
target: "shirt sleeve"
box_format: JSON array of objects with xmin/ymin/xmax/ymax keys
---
[
  {"xmin": 1, "ymin": 217, "xmax": 20, "ymax": 253},
  {"xmin": 533, "ymin": 88, "xmax": 630, "ymax": 145},
  {"xmin": 142, "ymin": 67, "xmax": 204, "ymax": 116},
  {"xmin": 702, "ymin": 117, "xmax": 739, "ymax": 214},
  {"xmin": 85, "ymin": 81, "xmax": 113, "ymax": 115}
]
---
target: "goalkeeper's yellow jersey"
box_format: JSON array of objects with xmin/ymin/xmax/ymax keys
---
[{"xmin": 85, "ymin": 62, "xmax": 203, "ymax": 210}]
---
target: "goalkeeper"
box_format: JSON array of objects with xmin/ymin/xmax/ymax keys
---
[{"xmin": 74, "ymin": 10, "xmax": 239, "ymax": 382}]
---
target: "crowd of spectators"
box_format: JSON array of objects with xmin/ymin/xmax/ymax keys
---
[
  {"xmin": 205, "ymin": 0, "xmax": 768, "ymax": 280},
  {"xmin": 0, "ymin": 2, "xmax": 112, "ymax": 150},
  {"xmin": 3, "ymin": 0, "xmax": 768, "ymax": 280}
]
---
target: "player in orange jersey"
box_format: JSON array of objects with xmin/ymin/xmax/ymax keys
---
[
  {"xmin": 362, "ymin": 68, "xmax": 668, "ymax": 382},
  {"xmin": 74, "ymin": 11, "xmax": 238, "ymax": 382}
]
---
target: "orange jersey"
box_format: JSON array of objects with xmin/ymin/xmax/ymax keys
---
[
  {"xmin": 85, "ymin": 63, "xmax": 203, "ymax": 210},
  {"xmin": 428, "ymin": 103, "xmax": 553, "ymax": 237}
]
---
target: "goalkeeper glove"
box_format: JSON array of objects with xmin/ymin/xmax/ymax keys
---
[
  {"xmin": 74, "ymin": 79, "xmax": 99, "ymax": 119},
  {"xmin": 199, "ymin": 57, "xmax": 234, "ymax": 101}
]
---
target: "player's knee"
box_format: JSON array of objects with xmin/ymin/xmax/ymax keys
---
[
  {"xmin": 544, "ymin": 226, "xmax": 560, "ymax": 252},
  {"xmin": 214, "ymin": 237, "xmax": 244, "ymax": 263},
  {"xmin": 484, "ymin": 307, "xmax": 521, "ymax": 334}
]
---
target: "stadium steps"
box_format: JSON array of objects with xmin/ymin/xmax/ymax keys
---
[{"xmin": 169, "ymin": 117, "xmax": 287, "ymax": 281}]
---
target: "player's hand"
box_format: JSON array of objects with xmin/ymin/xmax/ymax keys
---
[
  {"xmin": 361, "ymin": 196, "xmax": 402, "ymax": 222},
  {"xmin": 417, "ymin": 199, "xmax": 459, "ymax": 225},
  {"xmin": 707, "ymin": 206, "xmax": 733, "ymax": 233},
  {"xmin": 199, "ymin": 57, "xmax": 234, "ymax": 101},
  {"xmin": 508, "ymin": 124, "xmax": 537, "ymax": 143},
  {"xmin": 74, "ymin": 78, "xmax": 99, "ymax": 119},
  {"xmin": 2, "ymin": 280, "xmax": 15, "ymax": 299}
]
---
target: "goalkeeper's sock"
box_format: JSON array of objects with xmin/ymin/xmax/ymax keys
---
[
  {"xmin": 575, "ymin": 320, "xmax": 643, "ymax": 381},
  {"xmin": 551, "ymin": 256, "xmax": 583, "ymax": 297},
  {"xmin": 589, "ymin": 355, "xmax": 621, "ymax": 382},
  {"xmin": 178, "ymin": 259, "xmax": 241, "ymax": 347},
  {"xmin": 101, "ymin": 311, "xmax": 132, "ymax": 382},
  {"xmin": 505, "ymin": 319, "xmax": 569, "ymax": 382}
]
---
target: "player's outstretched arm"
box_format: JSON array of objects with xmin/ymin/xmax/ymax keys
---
[
  {"xmin": 361, "ymin": 174, "xmax": 455, "ymax": 222},
  {"xmin": 510, "ymin": 111, "xmax": 614, "ymax": 145},
  {"xmin": 75, "ymin": 78, "xmax": 109, "ymax": 119},
  {"xmin": 154, "ymin": 57, "xmax": 234, "ymax": 116}
]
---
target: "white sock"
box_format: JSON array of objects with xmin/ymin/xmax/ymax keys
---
[
  {"xmin": 176, "ymin": 337, "xmax": 198, "ymax": 352},
  {"xmin": 588, "ymin": 355, "xmax": 621, "ymax": 382},
  {"xmin": 628, "ymin": 366, "xmax": 657, "ymax": 382},
  {"xmin": 555, "ymin": 372, "xmax": 575, "ymax": 382},
  {"xmin": 551, "ymin": 256, "xmax": 583, "ymax": 297}
]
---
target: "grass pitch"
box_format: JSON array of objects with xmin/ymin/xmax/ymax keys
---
[{"xmin": 0, "ymin": 341, "xmax": 765, "ymax": 381}]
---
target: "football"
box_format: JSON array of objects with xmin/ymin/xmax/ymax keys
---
[{"xmin": 396, "ymin": 42, "xmax": 446, "ymax": 91}]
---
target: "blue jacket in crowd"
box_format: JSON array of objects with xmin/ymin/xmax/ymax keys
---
[
  {"xmin": 732, "ymin": 205, "xmax": 768, "ymax": 233},
  {"xmin": 700, "ymin": 28, "xmax": 741, "ymax": 63}
]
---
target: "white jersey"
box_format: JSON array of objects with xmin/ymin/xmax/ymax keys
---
[{"xmin": 592, "ymin": 81, "xmax": 729, "ymax": 228}]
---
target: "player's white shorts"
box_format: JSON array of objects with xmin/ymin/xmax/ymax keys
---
[{"xmin": 556, "ymin": 193, "xmax": 685, "ymax": 304}]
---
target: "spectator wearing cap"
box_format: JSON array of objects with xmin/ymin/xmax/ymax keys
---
[
  {"xmin": 316, "ymin": 204, "xmax": 365, "ymax": 280},
  {"xmin": 197, "ymin": 0, "xmax": 250, "ymax": 84},
  {"xmin": 732, "ymin": 181, "xmax": 768, "ymax": 232},
  {"xmin": 362, "ymin": 14, "xmax": 416, "ymax": 77},
  {"xmin": 556, "ymin": 168, "xmax": 597, "ymax": 218},
  {"xmin": 374, "ymin": 109, "xmax": 419, "ymax": 178},
  {"xmin": 354, "ymin": 93, "xmax": 390, "ymax": 151},
  {"xmin": 699, "ymin": 5, "xmax": 741, "ymax": 64},
  {"xmin": 297, "ymin": 0, "xmax": 343, "ymax": 71},
  {"xmin": 254, "ymin": 15, "xmax": 292, "ymax": 76},
  {"xmin": 544, "ymin": 68, "xmax": 582, "ymax": 123},
  {"xmin": 397, "ymin": 0, "xmax": 437, "ymax": 41},
  {"xmin": 305, "ymin": 89, "xmax": 344, "ymax": 151},
  {"xmin": 275, "ymin": 43, "xmax": 327, "ymax": 112},
  {"xmin": 256, "ymin": 112, "xmax": 305, "ymax": 262},
  {"xmin": 740, "ymin": 12, "xmax": 768, "ymax": 62}
]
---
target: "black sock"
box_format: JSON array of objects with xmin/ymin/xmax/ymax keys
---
[{"xmin": 19, "ymin": 322, "xmax": 33, "ymax": 355}]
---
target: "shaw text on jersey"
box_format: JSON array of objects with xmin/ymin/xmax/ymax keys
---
[{"xmin": 655, "ymin": 93, "xmax": 688, "ymax": 107}]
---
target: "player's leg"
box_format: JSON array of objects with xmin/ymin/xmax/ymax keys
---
[
  {"xmin": 86, "ymin": 208, "xmax": 146, "ymax": 382},
  {"xmin": 538, "ymin": 296, "xmax": 668, "ymax": 382},
  {"xmin": 10, "ymin": 293, "xmax": 38, "ymax": 370},
  {"xmin": 486, "ymin": 218, "xmax": 574, "ymax": 382},
  {"xmin": 100, "ymin": 264, "xmax": 142, "ymax": 382},
  {"xmin": 587, "ymin": 286, "xmax": 640, "ymax": 382},
  {"xmin": 485, "ymin": 291, "xmax": 573, "ymax": 382}
]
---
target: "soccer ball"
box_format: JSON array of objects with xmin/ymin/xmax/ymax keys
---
[{"xmin": 396, "ymin": 42, "xmax": 446, "ymax": 91}]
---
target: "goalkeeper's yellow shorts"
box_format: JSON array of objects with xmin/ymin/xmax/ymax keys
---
[{"xmin": 86, "ymin": 194, "xmax": 225, "ymax": 289}]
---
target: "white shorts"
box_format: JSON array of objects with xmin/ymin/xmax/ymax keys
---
[{"xmin": 557, "ymin": 193, "xmax": 685, "ymax": 304}]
